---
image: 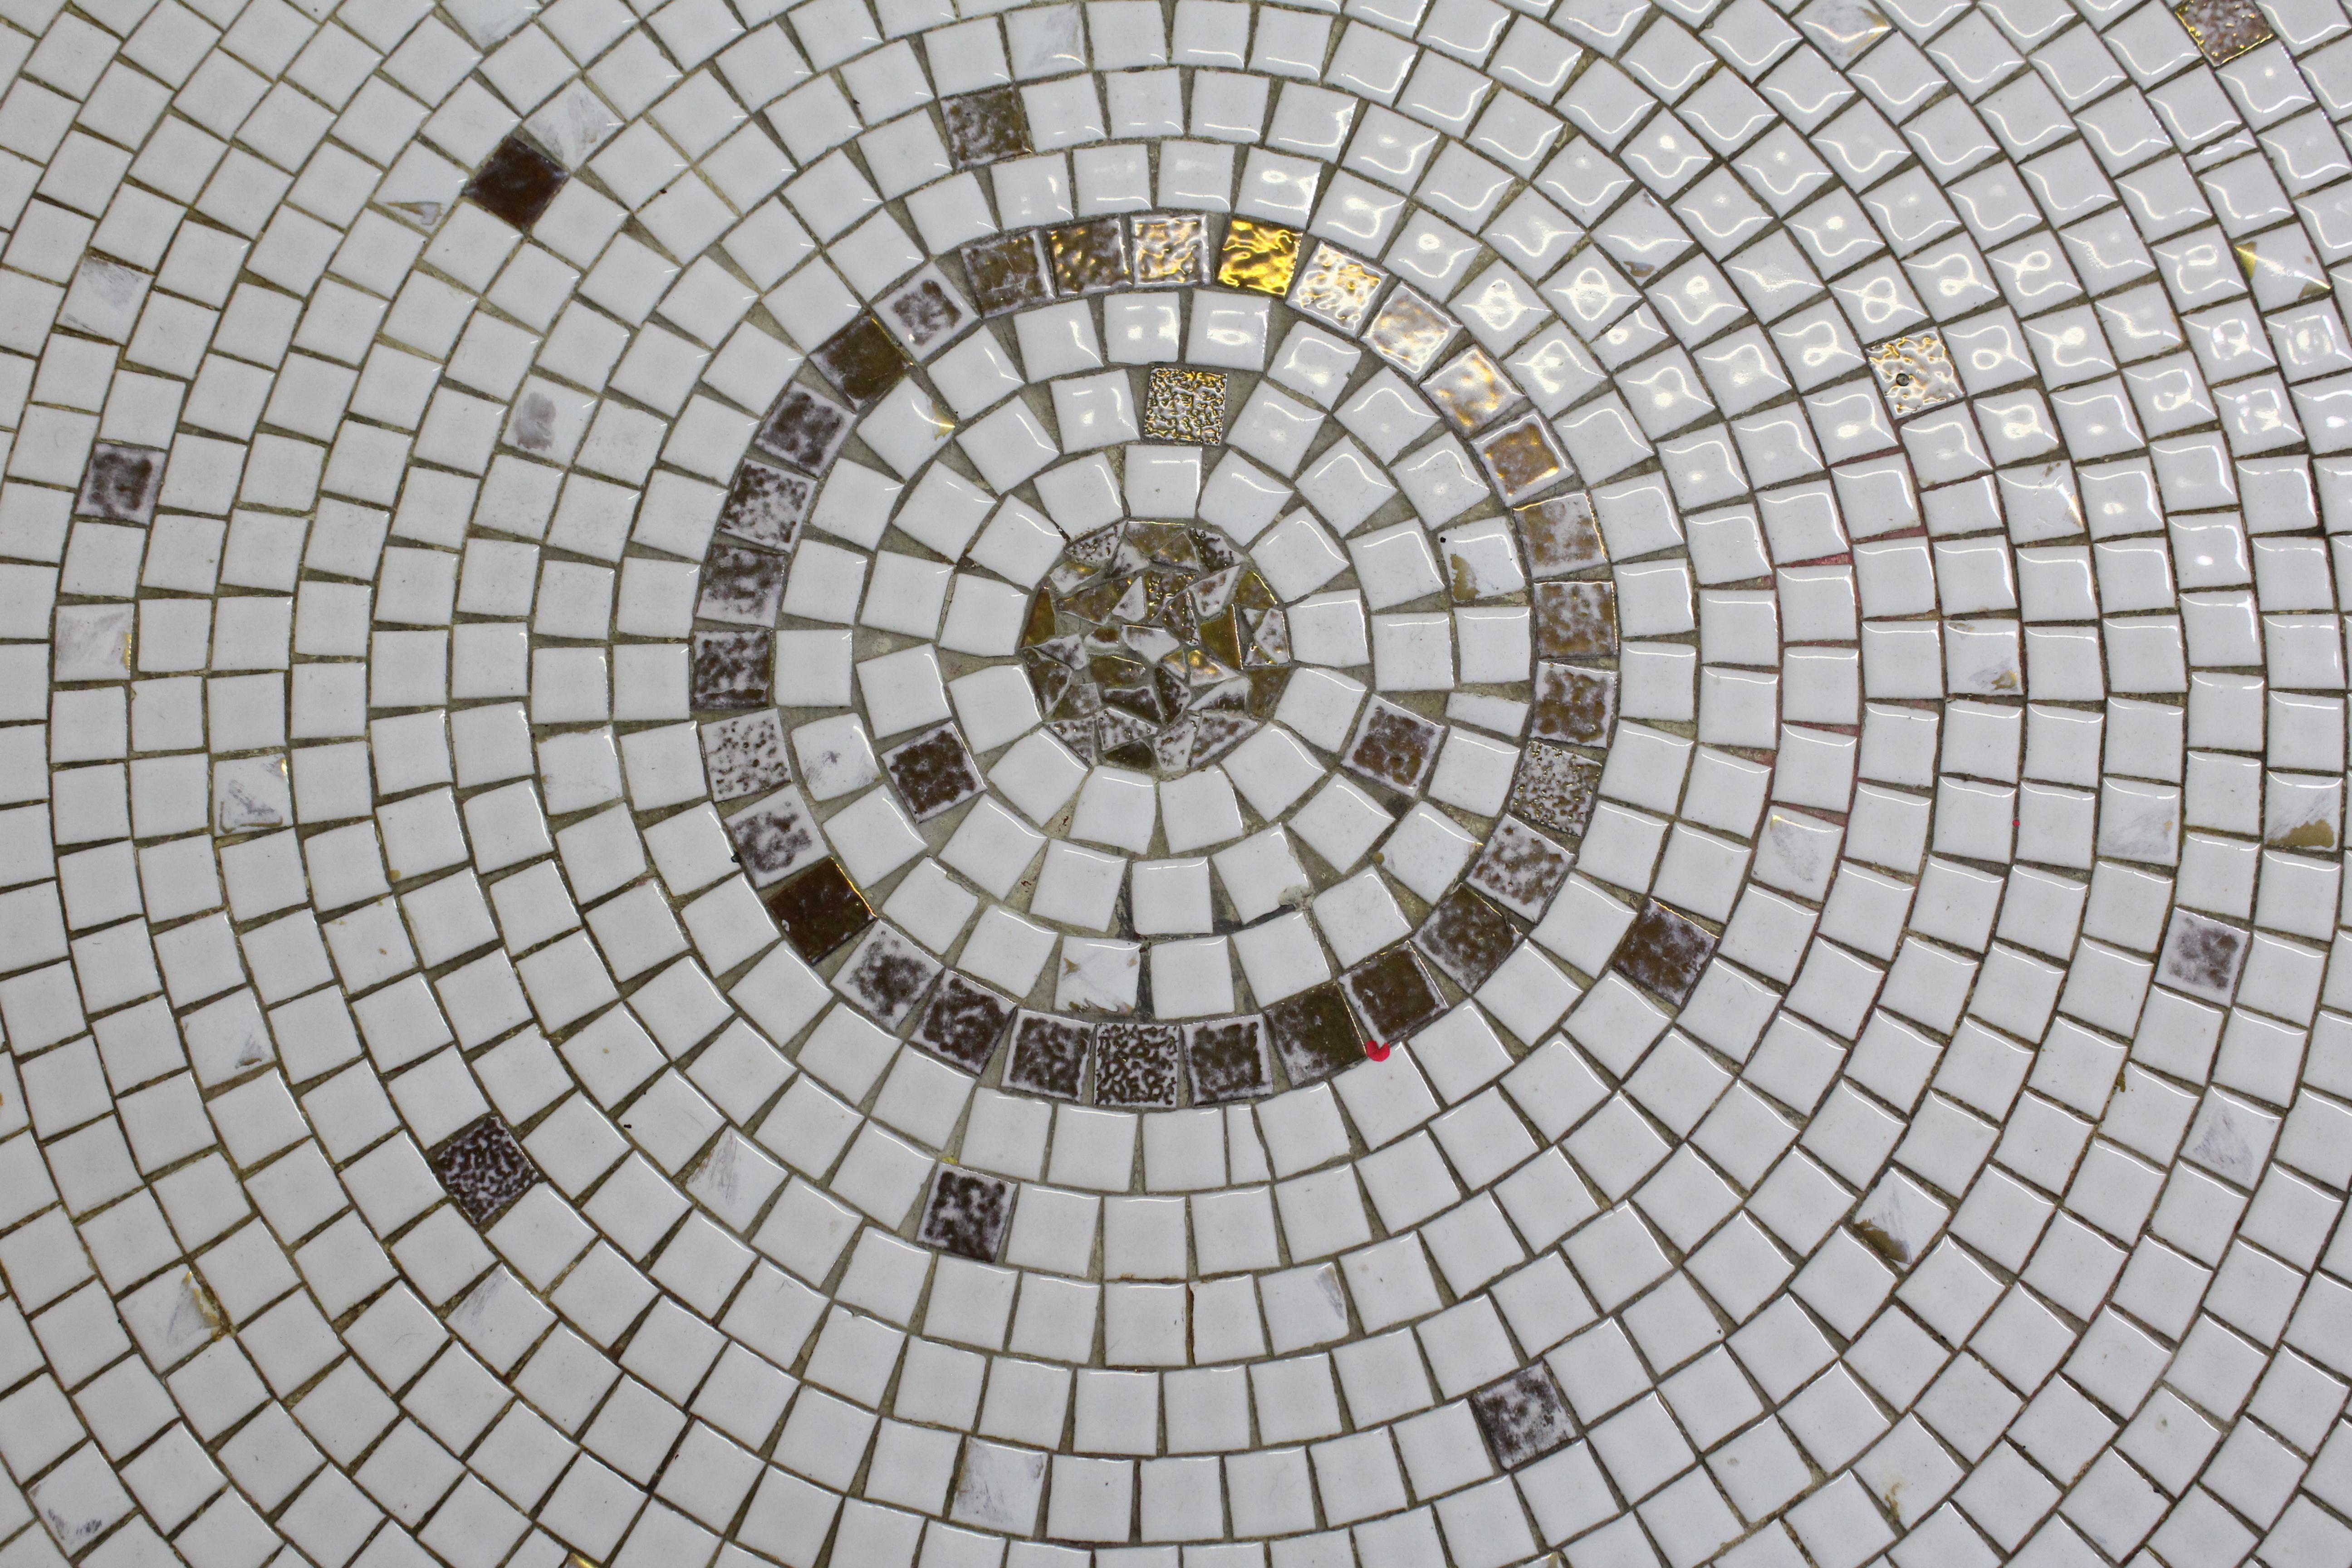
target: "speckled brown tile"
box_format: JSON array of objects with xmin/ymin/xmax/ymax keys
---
[
  {"xmin": 941, "ymin": 86, "xmax": 1031, "ymax": 166},
  {"xmin": 464, "ymin": 132, "xmax": 566, "ymax": 229},
  {"xmin": 877, "ymin": 265, "xmax": 973, "ymax": 358},
  {"xmin": 1343, "ymin": 946, "xmax": 1447, "ymax": 1044},
  {"xmin": 1423, "ymin": 345, "xmax": 1520, "ymax": 433},
  {"xmin": 1510, "ymin": 742, "xmax": 1602, "ymax": 842},
  {"xmin": 724, "ymin": 786, "xmax": 824, "ymax": 887},
  {"xmin": 1264, "ymin": 983, "xmax": 1364, "ymax": 1086},
  {"xmin": 1533, "ymin": 581, "xmax": 1618, "ymax": 660},
  {"xmin": 1215, "ymin": 217, "xmax": 1301, "ymax": 295},
  {"xmin": 767, "ymin": 858, "xmax": 873, "ymax": 962},
  {"xmin": 718, "ymin": 460, "xmax": 815, "ymax": 551},
  {"xmin": 1466, "ymin": 815, "xmax": 1574, "ymax": 921},
  {"xmin": 1530, "ymin": 662, "xmax": 1616, "ymax": 746},
  {"xmin": 918, "ymin": 1167, "xmax": 1013, "ymax": 1260},
  {"xmin": 77, "ymin": 442, "xmax": 163, "ymax": 523},
  {"xmin": 1613, "ymin": 900, "xmax": 1718, "ymax": 1005},
  {"xmin": 1050, "ymin": 217, "xmax": 1131, "ymax": 295},
  {"xmin": 1130, "ymin": 212, "xmax": 1211, "ymax": 285},
  {"xmin": 2157, "ymin": 908, "xmax": 2249, "ymax": 1003},
  {"xmin": 1185, "ymin": 1017, "xmax": 1272, "ymax": 1103},
  {"xmin": 810, "ymin": 314, "xmax": 908, "ymax": 410},
  {"xmin": 1343, "ymin": 696, "xmax": 1444, "ymax": 795},
  {"xmin": 881, "ymin": 723, "xmax": 984, "ymax": 821},
  {"xmin": 754, "ymin": 383, "xmax": 855, "ymax": 475},
  {"xmin": 691, "ymin": 629, "xmax": 773, "ymax": 710},
  {"xmin": 700, "ymin": 710, "xmax": 789, "ymax": 803},
  {"xmin": 1415, "ymin": 887, "xmax": 1519, "ymax": 992},
  {"xmin": 2176, "ymin": 0, "xmax": 2272, "ymax": 63},
  {"xmin": 961, "ymin": 231, "xmax": 1054, "ymax": 316},
  {"xmin": 698, "ymin": 543, "xmax": 786, "ymax": 627},
  {"xmin": 1093, "ymin": 1023, "xmax": 1182, "ymax": 1107},
  {"xmin": 912, "ymin": 972, "xmax": 1015, "ymax": 1073},
  {"xmin": 1005, "ymin": 1011, "xmax": 1092, "ymax": 1099},
  {"xmin": 1362, "ymin": 284, "xmax": 1456, "ymax": 377},
  {"xmin": 1479, "ymin": 413, "xmax": 1568, "ymax": 503},
  {"xmin": 1143, "ymin": 367, "xmax": 1228, "ymax": 443},
  {"xmin": 430, "ymin": 1114, "xmax": 538, "ymax": 1227},
  {"xmin": 1514, "ymin": 493, "xmax": 1607, "ymax": 578},
  {"xmin": 833, "ymin": 922, "xmax": 943, "ymax": 1028},
  {"xmin": 1471, "ymin": 1367, "xmax": 1576, "ymax": 1468}
]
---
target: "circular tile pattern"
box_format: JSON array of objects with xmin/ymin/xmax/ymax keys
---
[{"xmin": 7, "ymin": 0, "xmax": 2352, "ymax": 1565}]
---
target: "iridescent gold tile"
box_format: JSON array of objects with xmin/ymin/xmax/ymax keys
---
[
  {"xmin": 1143, "ymin": 366, "xmax": 1228, "ymax": 441},
  {"xmin": 1050, "ymin": 216, "xmax": 1130, "ymax": 295},
  {"xmin": 1867, "ymin": 330, "xmax": 1960, "ymax": 419},
  {"xmin": 1288, "ymin": 241, "xmax": 1386, "ymax": 332},
  {"xmin": 1478, "ymin": 413, "xmax": 1568, "ymax": 504},
  {"xmin": 2176, "ymin": 0, "xmax": 2271, "ymax": 62},
  {"xmin": 1215, "ymin": 216, "xmax": 1302, "ymax": 295},
  {"xmin": 1132, "ymin": 212, "xmax": 1211, "ymax": 285},
  {"xmin": 1363, "ymin": 284, "xmax": 1456, "ymax": 377},
  {"xmin": 1423, "ymin": 345, "xmax": 1522, "ymax": 433}
]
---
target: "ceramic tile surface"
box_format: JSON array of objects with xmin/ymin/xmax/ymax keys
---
[{"xmin": 6, "ymin": 0, "xmax": 2352, "ymax": 1562}]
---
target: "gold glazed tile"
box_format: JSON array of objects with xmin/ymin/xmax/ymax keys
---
[
  {"xmin": 1478, "ymin": 413, "xmax": 1569, "ymax": 503},
  {"xmin": 1050, "ymin": 216, "xmax": 1131, "ymax": 295},
  {"xmin": 1131, "ymin": 212, "xmax": 1212, "ymax": 285},
  {"xmin": 1215, "ymin": 216, "xmax": 1303, "ymax": 295},
  {"xmin": 1423, "ymin": 345, "xmax": 1523, "ymax": 433},
  {"xmin": 1143, "ymin": 367, "xmax": 1229, "ymax": 442},
  {"xmin": 1867, "ymin": 330, "xmax": 1961, "ymax": 419},
  {"xmin": 2175, "ymin": 0, "xmax": 2273, "ymax": 63},
  {"xmin": 1288, "ymin": 242, "xmax": 1387, "ymax": 332},
  {"xmin": 1362, "ymin": 284, "xmax": 1457, "ymax": 377}
]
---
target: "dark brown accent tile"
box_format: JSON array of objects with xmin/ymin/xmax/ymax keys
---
[
  {"xmin": 1050, "ymin": 217, "xmax": 1131, "ymax": 295},
  {"xmin": 1514, "ymin": 493, "xmax": 1606, "ymax": 578},
  {"xmin": 1343, "ymin": 696, "xmax": 1444, "ymax": 795},
  {"xmin": 1467, "ymin": 816, "xmax": 1574, "ymax": 921},
  {"xmin": 961, "ymin": 231, "xmax": 1053, "ymax": 316},
  {"xmin": 941, "ymin": 87, "xmax": 1031, "ymax": 167},
  {"xmin": 77, "ymin": 442, "xmax": 163, "ymax": 523},
  {"xmin": 691, "ymin": 628, "xmax": 773, "ymax": 710},
  {"xmin": 1343, "ymin": 946, "xmax": 1447, "ymax": 1044},
  {"xmin": 912, "ymin": 972, "xmax": 1015, "ymax": 1073},
  {"xmin": 1530, "ymin": 662, "xmax": 1615, "ymax": 746},
  {"xmin": 698, "ymin": 543, "xmax": 786, "ymax": 626},
  {"xmin": 430, "ymin": 1114, "xmax": 538, "ymax": 1227},
  {"xmin": 1094, "ymin": 1023, "xmax": 1182, "ymax": 1107},
  {"xmin": 1416, "ymin": 887, "xmax": 1519, "ymax": 992},
  {"xmin": 719, "ymin": 459, "xmax": 816, "ymax": 551},
  {"xmin": 881, "ymin": 722, "xmax": 984, "ymax": 821},
  {"xmin": 919, "ymin": 1167, "xmax": 1013, "ymax": 1260},
  {"xmin": 833, "ymin": 922, "xmax": 943, "ymax": 1028},
  {"xmin": 1264, "ymin": 983, "xmax": 1364, "ymax": 1086},
  {"xmin": 1510, "ymin": 742, "xmax": 1602, "ymax": 842},
  {"xmin": 701, "ymin": 710, "xmax": 789, "ymax": 803},
  {"xmin": 725, "ymin": 786, "xmax": 825, "ymax": 887},
  {"xmin": 810, "ymin": 314, "xmax": 908, "ymax": 410},
  {"xmin": 2157, "ymin": 908, "xmax": 2249, "ymax": 1003},
  {"xmin": 767, "ymin": 858, "xmax": 873, "ymax": 962},
  {"xmin": 1479, "ymin": 413, "xmax": 1568, "ymax": 503},
  {"xmin": 1613, "ymin": 900, "xmax": 1718, "ymax": 1006},
  {"xmin": 1533, "ymin": 581, "xmax": 1619, "ymax": 660},
  {"xmin": 1471, "ymin": 1366, "xmax": 1576, "ymax": 1468},
  {"xmin": 464, "ymin": 133, "xmax": 566, "ymax": 229},
  {"xmin": 1185, "ymin": 1016, "xmax": 1272, "ymax": 1104},
  {"xmin": 754, "ymin": 383, "xmax": 855, "ymax": 475},
  {"xmin": 1004, "ymin": 1011, "xmax": 1091, "ymax": 1100},
  {"xmin": 877, "ymin": 264, "xmax": 974, "ymax": 357}
]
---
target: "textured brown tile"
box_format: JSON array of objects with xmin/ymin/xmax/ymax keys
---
[
  {"xmin": 810, "ymin": 314, "xmax": 908, "ymax": 409},
  {"xmin": 961, "ymin": 231, "xmax": 1054, "ymax": 316},
  {"xmin": 1509, "ymin": 742, "xmax": 1603, "ymax": 842},
  {"xmin": 2176, "ymin": 0, "xmax": 2271, "ymax": 62},
  {"xmin": 698, "ymin": 543, "xmax": 786, "ymax": 626},
  {"xmin": 767, "ymin": 858, "xmax": 873, "ymax": 962},
  {"xmin": 1264, "ymin": 982, "xmax": 1364, "ymax": 1086},
  {"xmin": 1005, "ymin": 1011, "xmax": 1092, "ymax": 1099},
  {"xmin": 1185, "ymin": 1016, "xmax": 1272, "ymax": 1103},
  {"xmin": 877, "ymin": 265, "xmax": 975, "ymax": 357},
  {"xmin": 1143, "ymin": 366, "xmax": 1228, "ymax": 442},
  {"xmin": 1479, "ymin": 413, "xmax": 1568, "ymax": 503},
  {"xmin": 1093, "ymin": 1023, "xmax": 1182, "ymax": 1107},
  {"xmin": 1215, "ymin": 216, "xmax": 1302, "ymax": 294},
  {"xmin": 881, "ymin": 722, "xmax": 984, "ymax": 821},
  {"xmin": 718, "ymin": 460, "xmax": 815, "ymax": 551},
  {"xmin": 1467, "ymin": 816, "xmax": 1574, "ymax": 921},
  {"xmin": 701, "ymin": 711, "xmax": 789, "ymax": 802},
  {"xmin": 1363, "ymin": 284, "xmax": 1456, "ymax": 377},
  {"xmin": 464, "ymin": 132, "xmax": 566, "ymax": 229},
  {"xmin": 691, "ymin": 629, "xmax": 773, "ymax": 710},
  {"xmin": 1416, "ymin": 886, "xmax": 1519, "ymax": 992},
  {"xmin": 1343, "ymin": 696, "xmax": 1444, "ymax": 794},
  {"xmin": 1613, "ymin": 900, "xmax": 1718, "ymax": 1005},
  {"xmin": 1514, "ymin": 492, "xmax": 1607, "ymax": 578},
  {"xmin": 834, "ymin": 922, "xmax": 943, "ymax": 1027},
  {"xmin": 1050, "ymin": 217, "xmax": 1131, "ymax": 295},
  {"xmin": 725, "ymin": 787, "xmax": 825, "ymax": 887},
  {"xmin": 919, "ymin": 1168, "xmax": 1013, "ymax": 1260},
  {"xmin": 76, "ymin": 442, "xmax": 163, "ymax": 523},
  {"xmin": 430, "ymin": 1115, "xmax": 538, "ymax": 1227},
  {"xmin": 754, "ymin": 383, "xmax": 855, "ymax": 475},
  {"xmin": 941, "ymin": 86, "xmax": 1032, "ymax": 166},
  {"xmin": 1471, "ymin": 1367, "xmax": 1577, "ymax": 1468},
  {"xmin": 1131, "ymin": 212, "xmax": 1212, "ymax": 285},
  {"xmin": 1533, "ymin": 581, "xmax": 1619, "ymax": 660},
  {"xmin": 912, "ymin": 972, "xmax": 1016, "ymax": 1073},
  {"xmin": 1343, "ymin": 946, "xmax": 1447, "ymax": 1044},
  {"xmin": 1424, "ymin": 345, "xmax": 1520, "ymax": 432},
  {"xmin": 1530, "ymin": 662, "xmax": 1616, "ymax": 746}
]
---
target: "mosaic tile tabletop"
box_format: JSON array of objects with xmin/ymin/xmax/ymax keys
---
[{"xmin": 11, "ymin": 0, "xmax": 2352, "ymax": 1560}]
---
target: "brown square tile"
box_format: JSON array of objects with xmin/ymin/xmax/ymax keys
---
[
  {"xmin": 718, "ymin": 459, "xmax": 815, "ymax": 551},
  {"xmin": 1423, "ymin": 345, "xmax": 1522, "ymax": 433},
  {"xmin": 881, "ymin": 722, "xmax": 984, "ymax": 821},
  {"xmin": 1479, "ymin": 413, "xmax": 1568, "ymax": 503},
  {"xmin": 1343, "ymin": 696, "xmax": 1444, "ymax": 794},
  {"xmin": 1509, "ymin": 742, "xmax": 1603, "ymax": 843},
  {"xmin": 810, "ymin": 314, "xmax": 908, "ymax": 410},
  {"xmin": 1363, "ymin": 284, "xmax": 1456, "ymax": 377},
  {"xmin": 701, "ymin": 710, "xmax": 789, "ymax": 802},
  {"xmin": 1514, "ymin": 493, "xmax": 1607, "ymax": 578},
  {"xmin": 465, "ymin": 132, "xmax": 566, "ymax": 229},
  {"xmin": 942, "ymin": 86, "xmax": 1032, "ymax": 166},
  {"xmin": 1343, "ymin": 946, "xmax": 1447, "ymax": 1044},
  {"xmin": 1264, "ymin": 983, "xmax": 1364, "ymax": 1086},
  {"xmin": 1215, "ymin": 216, "xmax": 1302, "ymax": 295},
  {"xmin": 912, "ymin": 972, "xmax": 1015, "ymax": 1073},
  {"xmin": 1143, "ymin": 366, "xmax": 1228, "ymax": 442},
  {"xmin": 1094, "ymin": 1023, "xmax": 1183, "ymax": 1107},
  {"xmin": 1467, "ymin": 816, "xmax": 1574, "ymax": 921},
  {"xmin": 1005, "ymin": 1011, "xmax": 1092, "ymax": 1099},
  {"xmin": 962, "ymin": 231, "xmax": 1054, "ymax": 316},
  {"xmin": 833, "ymin": 921, "xmax": 944, "ymax": 1027},
  {"xmin": 2176, "ymin": 0, "xmax": 2272, "ymax": 63},
  {"xmin": 1051, "ymin": 217, "xmax": 1131, "ymax": 295},
  {"xmin": 877, "ymin": 264, "xmax": 974, "ymax": 358},
  {"xmin": 77, "ymin": 442, "xmax": 163, "ymax": 523},
  {"xmin": 1613, "ymin": 900, "xmax": 1718, "ymax": 1005},
  {"xmin": 430, "ymin": 1115, "xmax": 537, "ymax": 1227},
  {"xmin": 919, "ymin": 1168, "xmax": 1013, "ymax": 1260},
  {"xmin": 1533, "ymin": 581, "xmax": 1619, "ymax": 660},
  {"xmin": 725, "ymin": 786, "xmax": 826, "ymax": 887},
  {"xmin": 1416, "ymin": 887, "xmax": 1519, "ymax": 992},
  {"xmin": 691, "ymin": 629, "xmax": 773, "ymax": 710},
  {"xmin": 754, "ymin": 382, "xmax": 855, "ymax": 475},
  {"xmin": 1530, "ymin": 662, "xmax": 1615, "ymax": 745},
  {"xmin": 1131, "ymin": 212, "xmax": 1212, "ymax": 285},
  {"xmin": 1471, "ymin": 1366, "xmax": 1576, "ymax": 1468},
  {"xmin": 767, "ymin": 858, "xmax": 873, "ymax": 961},
  {"xmin": 1185, "ymin": 1016, "xmax": 1272, "ymax": 1103},
  {"xmin": 698, "ymin": 543, "xmax": 786, "ymax": 626}
]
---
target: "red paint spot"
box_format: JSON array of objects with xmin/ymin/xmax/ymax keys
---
[{"xmin": 1364, "ymin": 1040, "xmax": 1392, "ymax": 1062}]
